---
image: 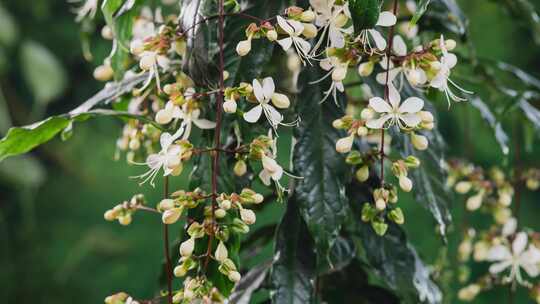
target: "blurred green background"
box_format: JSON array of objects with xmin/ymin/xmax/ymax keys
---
[{"xmin": 1, "ymin": 1, "xmax": 540, "ymax": 303}]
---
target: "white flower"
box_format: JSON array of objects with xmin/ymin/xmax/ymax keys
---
[
  {"xmin": 258, "ymin": 131, "xmax": 284, "ymax": 186},
  {"xmin": 310, "ymin": 0, "xmax": 353, "ymax": 51},
  {"xmin": 71, "ymin": 0, "xmax": 99, "ymax": 22},
  {"xmin": 429, "ymin": 35, "xmax": 472, "ymax": 104},
  {"xmin": 356, "ymin": 11, "xmax": 397, "ymax": 54},
  {"xmin": 243, "ymin": 78, "xmax": 283, "ymax": 129},
  {"xmin": 138, "ymin": 51, "xmax": 170, "ymax": 92},
  {"xmin": 376, "ymin": 35, "xmax": 427, "ymax": 89},
  {"xmin": 311, "ymin": 56, "xmax": 346, "ymax": 103},
  {"xmin": 155, "ymin": 101, "xmax": 216, "ymax": 139},
  {"xmin": 132, "ymin": 126, "xmax": 185, "ymax": 187},
  {"xmin": 487, "ymin": 232, "xmax": 540, "ymax": 285},
  {"xmin": 276, "ymin": 16, "xmax": 312, "ymax": 62},
  {"xmin": 366, "ymin": 84, "xmax": 424, "ymax": 129}
]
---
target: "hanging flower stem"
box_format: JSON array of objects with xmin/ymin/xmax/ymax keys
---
[
  {"xmin": 380, "ymin": 0, "xmax": 399, "ymax": 186},
  {"xmin": 163, "ymin": 176, "xmax": 173, "ymax": 304},
  {"xmin": 203, "ymin": 0, "xmax": 226, "ymax": 272}
]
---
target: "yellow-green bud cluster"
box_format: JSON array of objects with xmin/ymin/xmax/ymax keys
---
[{"xmin": 104, "ymin": 194, "xmax": 145, "ymax": 226}]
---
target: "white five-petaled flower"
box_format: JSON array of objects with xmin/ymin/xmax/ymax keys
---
[
  {"xmin": 429, "ymin": 35, "xmax": 472, "ymax": 104},
  {"xmin": 366, "ymin": 84, "xmax": 424, "ymax": 130},
  {"xmin": 259, "ymin": 132, "xmax": 283, "ymax": 187},
  {"xmin": 138, "ymin": 50, "xmax": 170, "ymax": 92},
  {"xmin": 356, "ymin": 11, "xmax": 397, "ymax": 54},
  {"xmin": 486, "ymin": 232, "xmax": 540, "ymax": 286},
  {"xmin": 71, "ymin": 0, "xmax": 99, "ymax": 22},
  {"xmin": 243, "ymin": 78, "xmax": 284, "ymax": 129},
  {"xmin": 310, "ymin": 0, "xmax": 353, "ymax": 51},
  {"xmin": 376, "ymin": 35, "xmax": 427, "ymax": 89},
  {"xmin": 311, "ymin": 56, "xmax": 346, "ymax": 103},
  {"xmin": 276, "ymin": 16, "xmax": 312, "ymax": 62},
  {"xmin": 133, "ymin": 126, "xmax": 186, "ymax": 187}
]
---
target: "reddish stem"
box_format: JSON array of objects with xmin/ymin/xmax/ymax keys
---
[{"xmin": 163, "ymin": 176, "xmax": 173, "ymax": 304}]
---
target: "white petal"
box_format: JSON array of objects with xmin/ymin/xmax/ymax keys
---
[
  {"xmin": 376, "ymin": 68, "xmax": 400, "ymax": 85},
  {"xmin": 277, "ymin": 16, "xmax": 294, "ymax": 35},
  {"xmin": 320, "ymin": 58, "xmax": 333, "ymax": 71},
  {"xmin": 146, "ymin": 154, "xmax": 163, "ymax": 170},
  {"xmin": 366, "ymin": 115, "xmax": 392, "ymax": 129},
  {"xmin": 252, "ymin": 79, "xmax": 264, "ymax": 102},
  {"xmin": 369, "ymin": 29, "xmax": 387, "ymax": 50},
  {"xmin": 264, "ymin": 104, "xmax": 283, "ymax": 125},
  {"xmin": 399, "ymin": 113, "xmax": 421, "ymax": 127},
  {"xmin": 522, "ymin": 263, "xmax": 540, "ymax": 278},
  {"xmin": 271, "ymin": 166, "xmax": 283, "ymax": 181},
  {"xmin": 487, "ymin": 245, "xmax": 512, "ymax": 261},
  {"xmin": 376, "ymin": 11, "xmax": 397, "ymax": 27},
  {"xmin": 259, "ymin": 169, "xmax": 272, "ymax": 186},
  {"xmin": 193, "ymin": 118, "xmax": 217, "ymax": 129},
  {"xmin": 388, "ymin": 83, "xmax": 401, "ymax": 108},
  {"xmin": 243, "ymin": 105, "xmax": 263, "ymax": 123},
  {"xmin": 294, "ymin": 37, "xmax": 312, "ymax": 54},
  {"xmin": 277, "ymin": 38, "xmax": 293, "ymax": 51},
  {"xmin": 445, "ymin": 53, "xmax": 458, "ymax": 69},
  {"xmin": 502, "ymin": 217, "xmax": 517, "ymax": 236},
  {"xmin": 160, "ymin": 132, "xmax": 173, "ymax": 149},
  {"xmin": 262, "ymin": 77, "xmax": 275, "ymax": 100},
  {"xmin": 329, "ymin": 27, "xmax": 345, "ymax": 48},
  {"xmin": 513, "ymin": 232, "xmax": 528, "ymax": 255},
  {"xmin": 369, "ymin": 97, "xmax": 392, "ymax": 113},
  {"xmin": 489, "ymin": 260, "xmax": 512, "ymax": 274},
  {"xmin": 393, "ymin": 35, "xmax": 407, "ymax": 56},
  {"xmin": 399, "ymin": 97, "xmax": 424, "ymax": 113}
]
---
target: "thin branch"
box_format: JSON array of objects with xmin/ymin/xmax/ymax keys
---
[{"xmin": 163, "ymin": 176, "xmax": 173, "ymax": 304}]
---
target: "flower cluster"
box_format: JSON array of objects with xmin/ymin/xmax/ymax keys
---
[
  {"xmin": 104, "ymin": 194, "xmax": 145, "ymax": 226},
  {"xmin": 448, "ymin": 160, "xmax": 540, "ymax": 302}
]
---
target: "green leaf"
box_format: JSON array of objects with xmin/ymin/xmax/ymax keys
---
[
  {"xmin": 501, "ymin": 0, "xmax": 540, "ymax": 45},
  {"xmin": 470, "ymin": 97, "xmax": 509, "ymax": 155},
  {"xmin": 0, "ymin": 88, "xmax": 11, "ymax": 134},
  {"xmin": 411, "ymin": 0, "xmax": 431, "ymax": 25},
  {"xmin": 420, "ymin": 0, "xmax": 468, "ymax": 36},
  {"xmin": 519, "ymin": 97, "xmax": 540, "ymax": 135},
  {"xmin": 349, "ymin": 0, "xmax": 381, "ymax": 34},
  {"xmin": 229, "ymin": 261, "xmax": 271, "ymax": 304},
  {"xmin": 20, "ymin": 40, "xmax": 67, "ymax": 105},
  {"xmin": 357, "ymin": 223, "xmax": 442, "ymax": 303},
  {"xmin": 0, "ymin": 72, "xmax": 151, "ymax": 162},
  {"xmin": 101, "ymin": 0, "xmax": 124, "ymax": 27},
  {"xmin": 270, "ymin": 196, "xmax": 316, "ymax": 304},
  {"xmin": 293, "ymin": 67, "xmax": 350, "ymax": 260}
]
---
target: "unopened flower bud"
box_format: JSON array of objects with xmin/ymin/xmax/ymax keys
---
[
  {"xmin": 104, "ymin": 210, "xmax": 116, "ymax": 221},
  {"xmin": 236, "ymin": 39, "xmax": 252, "ymax": 56},
  {"xmin": 271, "ymin": 93, "xmax": 291, "ymax": 109},
  {"xmin": 332, "ymin": 119, "xmax": 344, "ymax": 129},
  {"xmin": 422, "ymin": 122, "xmax": 435, "ymax": 130},
  {"xmin": 233, "ymin": 160, "xmax": 247, "ymax": 176},
  {"xmin": 332, "ymin": 67, "xmax": 347, "ymax": 82},
  {"xmin": 219, "ymin": 199, "xmax": 232, "ymax": 210},
  {"xmin": 101, "ymin": 25, "xmax": 114, "ymax": 40},
  {"xmin": 527, "ymin": 178, "xmax": 540, "ymax": 190},
  {"xmin": 93, "ymin": 65, "xmax": 114, "ymax": 81},
  {"xmin": 252, "ymin": 193, "xmax": 264, "ymax": 204},
  {"xmin": 466, "ymin": 193, "xmax": 483, "ymax": 211},
  {"xmin": 158, "ymin": 199, "xmax": 175, "ymax": 211},
  {"xmin": 215, "ymin": 241, "xmax": 228, "ymax": 262},
  {"xmin": 118, "ymin": 214, "xmax": 132, "ymax": 226},
  {"xmin": 375, "ymin": 199, "xmax": 386, "ymax": 211},
  {"xmin": 128, "ymin": 138, "xmax": 140, "ymax": 150},
  {"xmin": 335, "ymin": 135, "xmax": 354, "ymax": 153},
  {"xmin": 371, "ymin": 219, "xmax": 388, "ymax": 236},
  {"xmin": 419, "ymin": 111, "xmax": 434, "ymax": 123},
  {"xmin": 174, "ymin": 265, "xmax": 187, "ymax": 277},
  {"xmin": 473, "ymin": 241, "xmax": 489, "ymax": 261},
  {"xmin": 494, "ymin": 207, "xmax": 512, "ymax": 224},
  {"xmin": 357, "ymin": 126, "xmax": 368, "ymax": 137},
  {"xmin": 228, "ymin": 271, "xmax": 241, "ymax": 282},
  {"xmin": 498, "ymin": 193, "xmax": 512, "ymax": 207},
  {"xmin": 223, "ymin": 99, "xmax": 238, "ymax": 113},
  {"xmin": 240, "ymin": 209, "xmax": 256, "ymax": 225},
  {"xmin": 334, "ymin": 13, "xmax": 348, "ymax": 28},
  {"xmin": 356, "ymin": 165, "xmax": 370, "ymax": 182},
  {"xmin": 411, "ymin": 133, "xmax": 429, "ymax": 150},
  {"xmin": 155, "ymin": 109, "xmax": 173, "ymax": 124},
  {"xmin": 457, "ymin": 284, "xmax": 480, "ymax": 302},
  {"xmin": 360, "ymin": 108, "xmax": 375, "ymax": 120},
  {"xmin": 300, "ymin": 10, "xmax": 315, "ymax": 22},
  {"xmin": 302, "ymin": 23, "xmax": 318, "ymax": 39},
  {"xmin": 388, "ymin": 208, "xmax": 405, "ymax": 225},
  {"xmin": 130, "ymin": 39, "xmax": 144, "ymax": 56},
  {"xmin": 162, "ymin": 208, "xmax": 182, "ymax": 224},
  {"xmin": 139, "ymin": 53, "xmax": 155, "ymax": 70},
  {"xmin": 179, "ymin": 238, "xmax": 195, "ymax": 257},
  {"xmin": 399, "ymin": 175, "xmax": 413, "ymax": 192},
  {"xmin": 445, "ymin": 39, "xmax": 457, "ymax": 51},
  {"xmin": 358, "ymin": 61, "xmax": 374, "ymax": 77},
  {"xmin": 266, "ymin": 30, "xmax": 278, "ymax": 41},
  {"xmin": 455, "ymin": 181, "xmax": 472, "ymax": 194},
  {"xmin": 215, "ymin": 208, "xmax": 227, "ymax": 218}
]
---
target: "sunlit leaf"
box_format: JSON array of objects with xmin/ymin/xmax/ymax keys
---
[
  {"xmin": 470, "ymin": 97, "xmax": 509, "ymax": 155},
  {"xmin": 411, "ymin": 0, "xmax": 431, "ymax": 25}
]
